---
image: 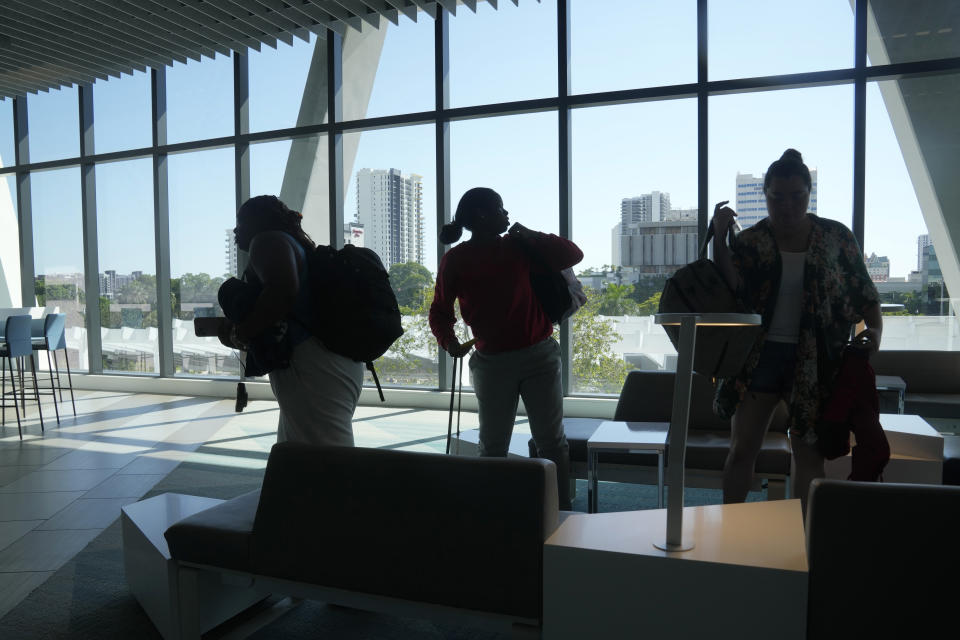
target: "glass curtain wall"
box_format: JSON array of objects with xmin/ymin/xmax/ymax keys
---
[{"xmin": 1, "ymin": 0, "xmax": 959, "ymax": 395}]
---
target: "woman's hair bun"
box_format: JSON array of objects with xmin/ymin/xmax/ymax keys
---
[{"xmin": 780, "ymin": 148, "xmax": 803, "ymax": 164}]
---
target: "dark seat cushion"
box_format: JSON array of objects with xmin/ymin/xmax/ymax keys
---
[
  {"xmin": 871, "ymin": 350, "xmax": 960, "ymax": 394},
  {"xmin": 806, "ymin": 479, "xmax": 960, "ymax": 638},
  {"xmin": 944, "ymin": 435, "xmax": 960, "ymax": 486},
  {"xmin": 163, "ymin": 489, "xmax": 260, "ymax": 572},
  {"xmin": 249, "ymin": 443, "xmax": 556, "ymax": 621},
  {"xmin": 903, "ymin": 393, "xmax": 960, "ymax": 419}
]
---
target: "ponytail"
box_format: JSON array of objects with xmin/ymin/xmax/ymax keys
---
[{"xmin": 438, "ymin": 221, "xmax": 464, "ymax": 244}]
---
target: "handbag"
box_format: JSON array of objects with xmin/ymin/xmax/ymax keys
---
[
  {"xmin": 658, "ymin": 221, "xmax": 760, "ymax": 378},
  {"xmin": 516, "ymin": 236, "xmax": 586, "ymax": 325}
]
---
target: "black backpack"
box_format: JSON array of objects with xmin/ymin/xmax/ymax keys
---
[{"xmin": 306, "ymin": 244, "xmax": 404, "ymax": 400}]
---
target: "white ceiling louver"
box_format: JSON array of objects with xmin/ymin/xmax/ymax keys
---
[{"xmin": 0, "ymin": 0, "xmax": 528, "ymax": 100}]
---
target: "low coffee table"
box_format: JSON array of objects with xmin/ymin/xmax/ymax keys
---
[{"xmin": 587, "ymin": 421, "xmax": 669, "ymax": 513}]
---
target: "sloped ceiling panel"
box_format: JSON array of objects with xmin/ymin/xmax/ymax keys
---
[{"xmin": 0, "ymin": 0, "xmax": 523, "ymax": 99}]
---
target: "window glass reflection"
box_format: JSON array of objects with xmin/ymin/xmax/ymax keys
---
[
  {"xmin": 449, "ymin": 0, "xmax": 557, "ymax": 107},
  {"xmin": 167, "ymin": 54, "xmax": 233, "ymax": 145},
  {"xmin": 571, "ymin": 99, "xmax": 697, "ymax": 390},
  {"xmin": 570, "ymin": 0, "xmax": 696, "ymax": 94},
  {"xmin": 249, "ymin": 35, "xmax": 322, "ymax": 132},
  {"xmin": 96, "ymin": 158, "xmax": 158, "ymax": 373},
  {"xmin": 709, "ymin": 85, "xmax": 853, "ymax": 230},
  {"xmin": 27, "ymin": 88, "xmax": 80, "ymax": 163},
  {"xmin": 866, "ymin": 77, "xmax": 959, "ymax": 348},
  {"xmin": 346, "ymin": 15, "xmax": 434, "ymax": 120},
  {"xmin": 709, "ymin": 0, "xmax": 854, "ymax": 80},
  {"xmin": 346, "ymin": 126, "xmax": 435, "ymax": 388},
  {"xmin": 168, "ymin": 148, "xmax": 239, "ymax": 376},
  {"xmin": 93, "ymin": 70, "xmax": 152, "ymax": 154},
  {"xmin": 32, "ymin": 167, "xmax": 86, "ymax": 370}
]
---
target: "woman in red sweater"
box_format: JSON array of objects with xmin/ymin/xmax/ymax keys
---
[{"xmin": 430, "ymin": 187, "xmax": 583, "ymax": 510}]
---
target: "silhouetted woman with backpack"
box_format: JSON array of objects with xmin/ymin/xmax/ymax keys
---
[
  {"xmin": 430, "ymin": 187, "xmax": 583, "ymax": 510},
  {"xmin": 219, "ymin": 195, "xmax": 363, "ymax": 446}
]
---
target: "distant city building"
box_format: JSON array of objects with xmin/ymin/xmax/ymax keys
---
[
  {"xmin": 344, "ymin": 222, "xmax": 365, "ymax": 247},
  {"xmin": 356, "ymin": 168, "xmax": 424, "ymax": 267},
  {"xmin": 99, "ymin": 269, "xmax": 139, "ymax": 299},
  {"xmin": 621, "ymin": 191, "xmax": 671, "ymax": 224},
  {"xmin": 865, "ymin": 253, "xmax": 890, "ymax": 282},
  {"xmin": 613, "ymin": 192, "xmax": 699, "ymax": 273},
  {"xmin": 922, "ymin": 243, "xmax": 943, "ymax": 287},
  {"xmin": 918, "ymin": 234, "xmax": 932, "ymax": 272},
  {"xmin": 225, "ymin": 229, "xmax": 238, "ymax": 277},
  {"xmin": 735, "ymin": 169, "xmax": 818, "ymax": 230},
  {"xmin": 613, "ymin": 219, "xmax": 699, "ymax": 274}
]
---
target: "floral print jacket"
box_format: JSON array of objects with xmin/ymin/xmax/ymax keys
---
[{"xmin": 714, "ymin": 215, "xmax": 880, "ymax": 439}]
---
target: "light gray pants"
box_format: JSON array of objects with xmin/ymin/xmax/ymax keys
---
[
  {"xmin": 469, "ymin": 338, "xmax": 570, "ymax": 507},
  {"xmin": 269, "ymin": 336, "xmax": 364, "ymax": 447}
]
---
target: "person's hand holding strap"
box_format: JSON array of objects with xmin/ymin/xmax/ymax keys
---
[
  {"xmin": 446, "ymin": 337, "xmax": 477, "ymax": 358},
  {"xmin": 508, "ymin": 222, "xmax": 536, "ymax": 241},
  {"xmin": 712, "ymin": 201, "xmax": 738, "ymax": 238}
]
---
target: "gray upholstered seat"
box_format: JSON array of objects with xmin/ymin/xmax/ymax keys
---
[
  {"xmin": 805, "ymin": 479, "xmax": 960, "ymax": 638},
  {"xmin": 164, "ymin": 442, "xmax": 559, "ymax": 623}
]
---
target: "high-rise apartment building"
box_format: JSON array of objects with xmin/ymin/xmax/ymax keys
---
[
  {"xmin": 918, "ymin": 234, "xmax": 932, "ymax": 271},
  {"xmin": 735, "ymin": 170, "xmax": 818, "ymax": 230},
  {"xmin": 225, "ymin": 229, "xmax": 238, "ymax": 277},
  {"xmin": 621, "ymin": 191, "xmax": 671, "ymax": 224},
  {"xmin": 356, "ymin": 168, "xmax": 424, "ymax": 267}
]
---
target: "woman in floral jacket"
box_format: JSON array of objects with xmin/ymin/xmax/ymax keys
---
[{"xmin": 712, "ymin": 149, "xmax": 882, "ymax": 513}]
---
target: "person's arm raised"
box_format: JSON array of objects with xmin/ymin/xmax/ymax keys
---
[{"xmin": 712, "ymin": 201, "xmax": 741, "ymax": 293}]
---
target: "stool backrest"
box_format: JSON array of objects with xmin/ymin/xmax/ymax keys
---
[
  {"xmin": 43, "ymin": 313, "xmax": 67, "ymax": 350},
  {"xmin": 3, "ymin": 315, "xmax": 33, "ymax": 358}
]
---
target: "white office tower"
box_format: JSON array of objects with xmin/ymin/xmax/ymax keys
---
[
  {"xmin": 225, "ymin": 229, "xmax": 238, "ymax": 277},
  {"xmin": 356, "ymin": 168, "xmax": 424, "ymax": 267},
  {"xmin": 621, "ymin": 191, "xmax": 671, "ymax": 224},
  {"xmin": 735, "ymin": 170, "xmax": 818, "ymax": 230}
]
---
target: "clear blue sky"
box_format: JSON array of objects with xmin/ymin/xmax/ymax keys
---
[{"xmin": 0, "ymin": 0, "xmax": 929, "ymax": 282}]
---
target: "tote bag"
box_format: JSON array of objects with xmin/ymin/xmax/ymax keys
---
[{"xmin": 658, "ymin": 223, "xmax": 760, "ymax": 378}]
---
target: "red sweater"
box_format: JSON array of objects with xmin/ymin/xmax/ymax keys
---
[{"xmin": 429, "ymin": 232, "xmax": 583, "ymax": 354}]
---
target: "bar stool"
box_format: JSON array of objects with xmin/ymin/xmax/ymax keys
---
[
  {"xmin": 31, "ymin": 312, "xmax": 75, "ymax": 419},
  {"xmin": 2, "ymin": 314, "xmax": 44, "ymax": 439}
]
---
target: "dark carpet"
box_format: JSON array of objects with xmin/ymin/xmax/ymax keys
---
[{"xmin": 0, "ymin": 458, "xmax": 760, "ymax": 639}]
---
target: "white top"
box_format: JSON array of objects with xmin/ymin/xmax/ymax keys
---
[{"xmin": 767, "ymin": 251, "xmax": 806, "ymax": 343}]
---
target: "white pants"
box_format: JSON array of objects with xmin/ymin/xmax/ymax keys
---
[{"xmin": 269, "ymin": 336, "xmax": 364, "ymax": 446}]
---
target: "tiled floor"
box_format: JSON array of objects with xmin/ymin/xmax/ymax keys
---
[{"xmin": 0, "ymin": 387, "xmax": 496, "ymax": 619}]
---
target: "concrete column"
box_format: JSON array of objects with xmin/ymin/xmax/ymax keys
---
[{"xmin": 280, "ymin": 23, "xmax": 388, "ymax": 247}]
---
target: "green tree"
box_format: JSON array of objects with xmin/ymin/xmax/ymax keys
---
[
  {"xmin": 179, "ymin": 272, "xmax": 224, "ymax": 303},
  {"xmin": 594, "ymin": 283, "xmax": 639, "ymax": 316},
  {"xmin": 636, "ymin": 291, "xmax": 661, "ymax": 316},
  {"xmin": 99, "ymin": 296, "xmax": 114, "ymax": 328},
  {"xmin": 570, "ymin": 289, "xmax": 630, "ymax": 393},
  {"xmin": 388, "ymin": 262, "xmax": 435, "ymax": 312},
  {"xmin": 117, "ymin": 274, "xmax": 157, "ymax": 304}
]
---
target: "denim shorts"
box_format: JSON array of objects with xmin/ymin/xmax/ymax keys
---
[{"xmin": 747, "ymin": 340, "xmax": 798, "ymax": 394}]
